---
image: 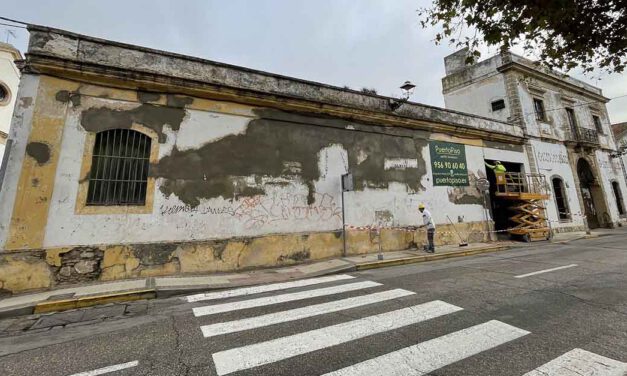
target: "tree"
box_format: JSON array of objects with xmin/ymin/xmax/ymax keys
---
[{"xmin": 419, "ymin": 0, "xmax": 627, "ymax": 73}]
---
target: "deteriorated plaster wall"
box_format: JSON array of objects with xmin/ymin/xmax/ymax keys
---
[{"xmin": 0, "ymin": 76, "xmax": 520, "ymax": 292}]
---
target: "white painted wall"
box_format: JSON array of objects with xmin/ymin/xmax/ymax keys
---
[
  {"xmin": 0, "ymin": 45, "xmax": 21, "ymax": 169},
  {"xmin": 595, "ymin": 149, "xmax": 627, "ymax": 223},
  {"xmin": 530, "ymin": 140, "xmax": 584, "ymax": 230},
  {"xmin": 0, "ymin": 75, "xmax": 40, "ymax": 249},
  {"xmin": 41, "ymin": 96, "xmax": 520, "ymax": 248},
  {"xmin": 443, "ymin": 75, "xmax": 510, "ymax": 122}
]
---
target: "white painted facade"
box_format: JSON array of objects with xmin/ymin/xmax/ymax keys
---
[
  {"xmin": 530, "ymin": 140, "xmax": 585, "ymax": 230},
  {"xmin": 33, "ymin": 95, "xmax": 517, "ymax": 248},
  {"xmin": 443, "ymin": 50, "xmax": 627, "ymax": 230},
  {"xmin": 0, "ymin": 74, "xmax": 38, "ymax": 245},
  {"xmin": 0, "ymin": 43, "xmax": 21, "ymax": 173}
]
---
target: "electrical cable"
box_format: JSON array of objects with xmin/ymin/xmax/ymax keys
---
[{"xmin": 0, "ymin": 16, "xmax": 29, "ymax": 26}]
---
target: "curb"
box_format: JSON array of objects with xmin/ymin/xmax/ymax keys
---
[
  {"xmin": 355, "ymin": 245, "xmax": 511, "ymax": 271},
  {"xmin": 2, "ymin": 245, "xmax": 511, "ymax": 317},
  {"xmin": 33, "ymin": 289, "xmax": 156, "ymax": 314},
  {"xmin": 155, "ymin": 264, "xmax": 358, "ymax": 299}
]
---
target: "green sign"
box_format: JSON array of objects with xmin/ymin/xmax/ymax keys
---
[{"xmin": 429, "ymin": 141, "xmax": 469, "ymax": 186}]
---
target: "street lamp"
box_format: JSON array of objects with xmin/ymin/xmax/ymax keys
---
[{"xmin": 389, "ymin": 81, "xmax": 416, "ymax": 111}]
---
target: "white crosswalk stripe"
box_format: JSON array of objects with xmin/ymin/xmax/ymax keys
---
[
  {"xmin": 201, "ymin": 288, "xmax": 415, "ymax": 337},
  {"xmin": 193, "ymin": 280, "xmax": 381, "ymax": 317},
  {"xmin": 321, "ymin": 320, "xmax": 530, "ymax": 376},
  {"xmin": 211, "ymin": 300, "xmax": 463, "ymax": 375},
  {"xmin": 186, "ymin": 274, "xmax": 355, "ymax": 303},
  {"xmin": 190, "ymin": 277, "xmax": 537, "ymax": 375},
  {"xmin": 523, "ymin": 348, "xmax": 627, "ymax": 376}
]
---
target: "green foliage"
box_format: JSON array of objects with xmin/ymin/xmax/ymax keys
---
[{"xmin": 419, "ymin": 0, "xmax": 627, "ymax": 73}]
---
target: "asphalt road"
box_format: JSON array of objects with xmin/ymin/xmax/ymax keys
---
[{"xmin": 1, "ymin": 233, "xmax": 626, "ymax": 375}]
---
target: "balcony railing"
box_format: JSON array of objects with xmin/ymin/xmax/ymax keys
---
[{"xmin": 571, "ymin": 127, "xmax": 599, "ymax": 145}]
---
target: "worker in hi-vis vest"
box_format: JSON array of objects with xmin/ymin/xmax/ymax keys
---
[{"xmin": 485, "ymin": 161, "xmax": 507, "ymax": 191}]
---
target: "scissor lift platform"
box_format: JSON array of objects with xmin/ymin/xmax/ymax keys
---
[{"xmin": 494, "ymin": 172, "xmax": 550, "ymax": 242}]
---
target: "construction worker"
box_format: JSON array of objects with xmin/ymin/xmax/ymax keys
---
[
  {"xmin": 485, "ymin": 161, "xmax": 507, "ymax": 191},
  {"xmin": 418, "ymin": 203, "xmax": 435, "ymax": 253},
  {"xmin": 485, "ymin": 160, "xmax": 507, "ymax": 173}
]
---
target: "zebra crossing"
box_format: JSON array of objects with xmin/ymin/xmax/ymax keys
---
[{"xmin": 187, "ymin": 274, "xmax": 627, "ymax": 375}]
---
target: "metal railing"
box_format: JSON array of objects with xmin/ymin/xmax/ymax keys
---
[
  {"xmin": 571, "ymin": 127, "xmax": 599, "ymax": 145},
  {"xmin": 496, "ymin": 172, "xmax": 548, "ymax": 196}
]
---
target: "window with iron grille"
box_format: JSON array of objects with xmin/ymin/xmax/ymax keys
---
[
  {"xmin": 86, "ymin": 129, "xmax": 151, "ymax": 206},
  {"xmin": 612, "ymin": 181, "xmax": 625, "ymax": 216},
  {"xmin": 491, "ymin": 99, "xmax": 506, "ymax": 111},
  {"xmin": 533, "ymin": 98, "xmax": 546, "ymax": 121},
  {"xmin": 552, "ymin": 177, "xmax": 570, "ymax": 221},
  {"xmin": 592, "ymin": 115, "xmax": 604, "ymax": 134}
]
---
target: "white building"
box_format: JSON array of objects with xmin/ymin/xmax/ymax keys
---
[
  {"xmin": 442, "ymin": 49, "xmax": 627, "ymax": 232},
  {"xmin": 0, "ymin": 42, "xmax": 22, "ymax": 180}
]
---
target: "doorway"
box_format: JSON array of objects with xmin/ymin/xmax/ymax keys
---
[
  {"xmin": 577, "ymin": 158, "xmax": 601, "ymax": 228},
  {"xmin": 485, "ymin": 160, "xmax": 524, "ymax": 236}
]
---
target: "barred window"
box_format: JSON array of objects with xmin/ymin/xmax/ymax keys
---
[
  {"xmin": 491, "ymin": 99, "xmax": 505, "ymax": 111},
  {"xmin": 612, "ymin": 181, "xmax": 625, "ymax": 216},
  {"xmin": 552, "ymin": 177, "xmax": 570, "ymax": 221},
  {"xmin": 86, "ymin": 129, "xmax": 151, "ymax": 206}
]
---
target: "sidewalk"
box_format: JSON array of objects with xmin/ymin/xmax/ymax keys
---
[{"xmin": 0, "ymin": 227, "xmax": 613, "ymax": 318}]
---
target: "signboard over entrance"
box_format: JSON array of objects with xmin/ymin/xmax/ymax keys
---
[{"xmin": 429, "ymin": 141, "xmax": 469, "ymax": 186}]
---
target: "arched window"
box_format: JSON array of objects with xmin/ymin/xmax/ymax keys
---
[
  {"xmin": 611, "ymin": 181, "xmax": 625, "ymax": 216},
  {"xmin": 86, "ymin": 129, "xmax": 151, "ymax": 205},
  {"xmin": 552, "ymin": 177, "xmax": 570, "ymax": 221}
]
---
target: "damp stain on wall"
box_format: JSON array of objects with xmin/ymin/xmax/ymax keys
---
[
  {"xmin": 151, "ymin": 109, "xmax": 428, "ymax": 206},
  {"xmin": 79, "ymin": 95, "xmax": 193, "ymax": 143},
  {"xmin": 25, "ymin": 142, "xmax": 51, "ymax": 165}
]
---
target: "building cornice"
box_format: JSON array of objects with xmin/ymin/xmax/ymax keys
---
[
  {"xmin": 23, "ymin": 24, "xmax": 525, "ymax": 145},
  {"xmin": 497, "ymin": 61, "xmax": 609, "ymax": 103}
]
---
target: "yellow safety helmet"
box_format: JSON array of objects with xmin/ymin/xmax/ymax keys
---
[{"xmin": 418, "ymin": 203, "xmax": 425, "ymax": 209}]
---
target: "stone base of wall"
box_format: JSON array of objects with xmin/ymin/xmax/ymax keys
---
[
  {"xmin": 551, "ymin": 224, "xmax": 586, "ymax": 234},
  {"xmin": 0, "ymin": 221, "xmax": 492, "ymax": 293}
]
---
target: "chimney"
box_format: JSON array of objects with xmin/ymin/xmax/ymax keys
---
[{"xmin": 444, "ymin": 48, "xmax": 471, "ymax": 75}]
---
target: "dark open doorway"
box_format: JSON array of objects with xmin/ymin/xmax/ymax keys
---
[{"xmin": 485, "ymin": 160, "xmax": 524, "ymax": 237}]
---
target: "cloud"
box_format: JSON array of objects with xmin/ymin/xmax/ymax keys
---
[{"xmin": 1, "ymin": 0, "xmax": 625, "ymax": 122}]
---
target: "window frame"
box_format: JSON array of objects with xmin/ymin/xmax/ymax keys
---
[
  {"xmin": 551, "ymin": 176, "xmax": 571, "ymax": 222},
  {"xmin": 565, "ymin": 108, "xmax": 577, "ymax": 129},
  {"xmin": 0, "ymin": 81, "xmax": 11, "ymax": 106},
  {"xmin": 76, "ymin": 124, "xmax": 159, "ymax": 215},
  {"xmin": 533, "ymin": 98, "xmax": 546, "ymax": 122},
  {"xmin": 592, "ymin": 114, "xmax": 604, "ymax": 135},
  {"xmin": 611, "ymin": 180, "xmax": 626, "ymax": 217}
]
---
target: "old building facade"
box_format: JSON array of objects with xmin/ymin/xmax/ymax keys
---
[
  {"xmin": 0, "ymin": 42, "xmax": 22, "ymax": 179},
  {"xmin": 443, "ymin": 49, "xmax": 627, "ymax": 233},
  {"xmin": 0, "ymin": 26, "xmax": 624, "ymax": 293}
]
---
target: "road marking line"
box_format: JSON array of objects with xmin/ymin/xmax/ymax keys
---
[
  {"xmin": 321, "ymin": 320, "xmax": 529, "ymax": 376},
  {"xmin": 186, "ymin": 274, "xmax": 355, "ymax": 302},
  {"xmin": 514, "ymin": 264, "xmax": 578, "ymax": 278},
  {"xmin": 68, "ymin": 361, "xmax": 139, "ymax": 376},
  {"xmin": 193, "ymin": 280, "xmax": 381, "ymax": 317},
  {"xmin": 211, "ymin": 300, "xmax": 463, "ymax": 375},
  {"xmin": 523, "ymin": 348, "xmax": 627, "ymax": 376},
  {"xmin": 201, "ymin": 288, "xmax": 415, "ymax": 337}
]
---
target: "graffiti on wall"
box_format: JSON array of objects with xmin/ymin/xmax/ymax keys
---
[
  {"xmin": 159, "ymin": 192, "xmax": 342, "ymax": 230},
  {"xmin": 536, "ymin": 151, "xmax": 569, "ymax": 165},
  {"xmin": 232, "ymin": 192, "xmax": 342, "ymax": 229}
]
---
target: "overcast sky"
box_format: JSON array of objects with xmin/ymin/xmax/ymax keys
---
[{"xmin": 2, "ymin": 0, "xmax": 626, "ymax": 123}]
